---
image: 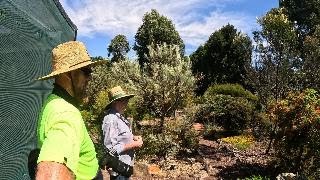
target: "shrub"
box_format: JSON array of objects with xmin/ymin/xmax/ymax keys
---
[
  {"xmin": 242, "ymin": 175, "xmax": 270, "ymax": 180},
  {"xmin": 203, "ymin": 123, "xmax": 223, "ymax": 140},
  {"xmin": 267, "ymin": 89, "xmax": 320, "ymax": 177},
  {"xmin": 203, "ymin": 83, "xmax": 258, "ymax": 102},
  {"xmin": 195, "ymin": 94, "xmax": 255, "ymax": 132},
  {"xmin": 136, "ymin": 115, "xmax": 199, "ymax": 159},
  {"xmin": 250, "ymin": 112, "xmax": 272, "ymax": 139},
  {"xmin": 222, "ymin": 135, "xmax": 255, "ymax": 150},
  {"xmin": 193, "ymin": 84, "xmax": 259, "ymax": 133}
]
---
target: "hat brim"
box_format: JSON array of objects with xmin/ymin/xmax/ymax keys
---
[
  {"xmin": 37, "ymin": 60, "xmax": 106, "ymax": 80},
  {"xmin": 106, "ymin": 94, "xmax": 135, "ymax": 109}
]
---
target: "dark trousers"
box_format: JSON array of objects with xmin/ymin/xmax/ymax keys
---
[
  {"xmin": 92, "ymin": 169, "xmax": 104, "ymax": 180},
  {"xmin": 110, "ymin": 175, "xmax": 130, "ymax": 180}
]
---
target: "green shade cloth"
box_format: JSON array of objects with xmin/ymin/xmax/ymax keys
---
[{"xmin": 0, "ymin": 0, "xmax": 77, "ymax": 179}]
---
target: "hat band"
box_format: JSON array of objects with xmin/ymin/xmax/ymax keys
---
[
  {"xmin": 110, "ymin": 93, "xmax": 130, "ymax": 101},
  {"xmin": 69, "ymin": 60, "xmax": 92, "ymax": 68}
]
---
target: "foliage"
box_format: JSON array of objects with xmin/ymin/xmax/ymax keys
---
[
  {"xmin": 136, "ymin": 116, "xmax": 199, "ymax": 159},
  {"xmin": 91, "ymin": 56, "xmax": 105, "ymax": 61},
  {"xmin": 242, "ymin": 175, "xmax": 270, "ymax": 180},
  {"xmin": 203, "ymin": 84, "xmax": 258, "ymax": 102},
  {"xmin": 222, "ymin": 135, "xmax": 255, "ymax": 151},
  {"xmin": 136, "ymin": 43, "xmax": 195, "ymax": 132},
  {"xmin": 190, "ymin": 24, "xmax": 253, "ymax": 95},
  {"xmin": 253, "ymin": 8, "xmax": 299, "ymax": 105},
  {"xmin": 203, "ymin": 122, "xmax": 224, "ymax": 140},
  {"xmin": 107, "ymin": 34, "xmax": 130, "ymax": 63},
  {"xmin": 267, "ymin": 89, "xmax": 320, "ymax": 177},
  {"xmin": 86, "ymin": 60, "xmax": 141, "ymax": 104},
  {"xmin": 280, "ymin": 0, "xmax": 320, "ymax": 35},
  {"xmin": 250, "ymin": 112, "xmax": 272, "ymax": 139},
  {"xmin": 86, "ymin": 44, "xmax": 195, "ymax": 133},
  {"xmin": 195, "ymin": 94, "xmax": 254, "ymax": 132},
  {"xmin": 194, "ymin": 84, "xmax": 258, "ymax": 133},
  {"xmin": 133, "ymin": 9, "xmax": 185, "ymax": 68},
  {"xmin": 302, "ymin": 26, "xmax": 320, "ymax": 90}
]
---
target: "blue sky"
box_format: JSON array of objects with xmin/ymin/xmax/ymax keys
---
[{"xmin": 60, "ymin": 0, "xmax": 279, "ymax": 58}]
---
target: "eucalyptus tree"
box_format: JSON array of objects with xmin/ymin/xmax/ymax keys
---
[
  {"xmin": 133, "ymin": 9, "xmax": 184, "ymax": 68},
  {"xmin": 190, "ymin": 24, "xmax": 253, "ymax": 95},
  {"xmin": 107, "ymin": 34, "xmax": 130, "ymax": 63}
]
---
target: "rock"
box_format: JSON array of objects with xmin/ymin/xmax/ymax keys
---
[
  {"xmin": 276, "ymin": 173, "xmax": 297, "ymax": 180},
  {"xmin": 148, "ymin": 164, "xmax": 162, "ymax": 176}
]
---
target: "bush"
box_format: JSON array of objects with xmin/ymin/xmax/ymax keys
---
[
  {"xmin": 195, "ymin": 94, "xmax": 255, "ymax": 132},
  {"xmin": 250, "ymin": 112, "xmax": 272, "ymax": 139},
  {"xmin": 242, "ymin": 175, "xmax": 270, "ymax": 180},
  {"xmin": 222, "ymin": 135, "xmax": 255, "ymax": 151},
  {"xmin": 136, "ymin": 115, "xmax": 199, "ymax": 159},
  {"xmin": 203, "ymin": 83, "xmax": 258, "ymax": 102},
  {"xmin": 267, "ymin": 89, "xmax": 320, "ymax": 177}
]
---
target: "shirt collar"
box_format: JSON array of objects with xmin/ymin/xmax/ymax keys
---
[
  {"xmin": 108, "ymin": 108, "xmax": 130, "ymax": 126},
  {"xmin": 52, "ymin": 84, "xmax": 79, "ymax": 107}
]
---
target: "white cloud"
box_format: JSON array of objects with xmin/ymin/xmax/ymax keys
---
[{"xmin": 60, "ymin": 0, "xmax": 256, "ymax": 52}]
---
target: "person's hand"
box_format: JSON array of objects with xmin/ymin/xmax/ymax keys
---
[
  {"xmin": 133, "ymin": 136, "xmax": 143, "ymax": 148},
  {"xmin": 133, "ymin": 135, "xmax": 142, "ymax": 141}
]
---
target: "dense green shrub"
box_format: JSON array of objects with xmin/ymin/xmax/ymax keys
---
[
  {"xmin": 194, "ymin": 84, "xmax": 264, "ymax": 135},
  {"xmin": 195, "ymin": 94, "xmax": 255, "ymax": 132},
  {"xmin": 203, "ymin": 83, "xmax": 258, "ymax": 102},
  {"xmin": 136, "ymin": 115, "xmax": 199, "ymax": 159},
  {"xmin": 267, "ymin": 89, "xmax": 320, "ymax": 177},
  {"xmin": 250, "ymin": 112, "xmax": 272, "ymax": 139}
]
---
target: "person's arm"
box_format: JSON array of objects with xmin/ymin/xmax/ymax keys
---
[
  {"xmin": 36, "ymin": 161, "xmax": 74, "ymax": 180},
  {"xmin": 103, "ymin": 116, "xmax": 143, "ymax": 154},
  {"xmin": 123, "ymin": 137, "xmax": 143, "ymax": 151}
]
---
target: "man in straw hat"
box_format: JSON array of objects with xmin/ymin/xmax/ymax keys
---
[
  {"xmin": 102, "ymin": 86, "xmax": 143, "ymax": 179},
  {"xmin": 36, "ymin": 41, "xmax": 103, "ymax": 179}
]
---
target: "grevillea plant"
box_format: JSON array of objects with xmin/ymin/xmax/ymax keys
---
[{"xmin": 267, "ymin": 89, "xmax": 320, "ymax": 177}]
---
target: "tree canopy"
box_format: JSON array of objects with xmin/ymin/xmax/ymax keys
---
[
  {"xmin": 133, "ymin": 9, "xmax": 185, "ymax": 68},
  {"xmin": 280, "ymin": 0, "xmax": 320, "ymax": 35},
  {"xmin": 107, "ymin": 34, "xmax": 130, "ymax": 63},
  {"xmin": 190, "ymin": 24, "xmax": 252, "ymax": 95}
]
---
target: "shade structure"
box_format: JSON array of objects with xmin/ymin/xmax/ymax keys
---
[{"xmin": 0, "ymin": 0, "xmax": 77, "ymax": 179}]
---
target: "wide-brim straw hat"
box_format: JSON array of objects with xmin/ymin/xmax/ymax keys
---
[
  {"xmin": 106, "ymin": 86, "xmax": 135, "ymax": 108},
  {"xmin": 37, "ymin": 41, "xmax": 105, "ymax": 80}
]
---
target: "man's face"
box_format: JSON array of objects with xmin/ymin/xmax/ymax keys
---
[{"xmin": 70, "ymin": 67, "xmax": 92, "ymax": 102}]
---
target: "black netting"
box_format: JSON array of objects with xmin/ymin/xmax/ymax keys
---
[{"xmin": 0, "ymin": 0, "xmax": 76, "ymax": 179}]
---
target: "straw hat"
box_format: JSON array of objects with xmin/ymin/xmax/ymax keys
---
[
  {"xmin": 38, "ymin": 41, "xmax": 104, "ymax": 80},
  {"xmin": 107, "ymin": 86, "xmax": 135, "ymax": 108}
]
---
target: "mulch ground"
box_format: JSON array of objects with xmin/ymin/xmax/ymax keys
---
[{"xmin": 102, "ymin": 136, "xmax": 279, "ymax": 179}]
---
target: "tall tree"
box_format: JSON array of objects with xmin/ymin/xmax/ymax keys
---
[
  {"xmin": 302, "ymin": 26, "xmax": 320, "ymax": 90},
  {"xmin": 280, "ymin": 0, "xmax": 320, "ymax": 90},
  {"xmin": 107, "ymin": 34, "xmax": 130, "ymax": 63},
  {"xmin": 133, "ymin": 9, "xmax": 185, "ymax": 68},
  {"xmin": 253, "ymin": 8, "xmax": 298, "ymax": 104},
  {"xmin": 280, "ymin": 0, "xmax": 320, "ymax": 35},
  {"xmin": 190, "ymin": 24, "xmax": 252, "ymax": 95}
]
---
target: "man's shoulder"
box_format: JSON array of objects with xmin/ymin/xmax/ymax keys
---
[
  {"xmin": 44, "ymin": 94, "xmax": 79, "ymax": 113},
  {"xmin": 41, "ymin": 94, "xmax": 82, "ymax": 124}
]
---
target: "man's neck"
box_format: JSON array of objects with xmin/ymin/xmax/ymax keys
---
[
  {"xmin": 52, "ymin": 84, "xmax": 78, "ymax": 107},
  {"xmin": 55, "ymin": 73, "xmax": 75, "ymax": 97}
]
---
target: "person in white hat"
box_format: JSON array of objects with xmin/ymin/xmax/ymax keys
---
[
  {"xmin": 102, "ymin": 86, "xmax": 143, "ymax": 179},
  {"xmin": 36, "ymin": 41, "xmax": 104, "ymax": 180}
]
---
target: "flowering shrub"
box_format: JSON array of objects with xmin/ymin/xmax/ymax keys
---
[
  {"xmin": 222, "ymin": 135, "xmax": 255, "ymax": 151},
  {"xmin": 267, "ymin": 89, "xmax": 320, "ymax": 177}
]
